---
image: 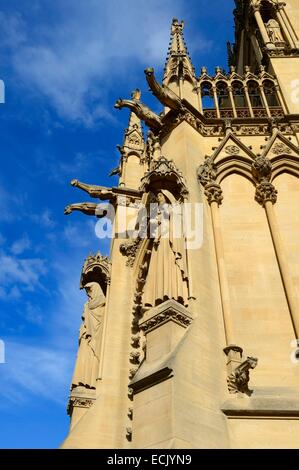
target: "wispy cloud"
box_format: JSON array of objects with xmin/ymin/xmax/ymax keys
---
[
  {"xmin": 0, "ymin": 340, "xmax": 74, "ymax": 408},
  {"xmin": 63, "ymin": 218, "xmax": 97, "ymax": 248},
  {"xmin": 10, "ymin": 234, "xmax": 31, "ymax": 255},
  {"xmin": 31, "ymin": 208, "xmax": 56, "ymax": 229},
  {"xmin": 0, "ymin": 0, "xmax": 194, "ymax": 125},
  {"xmin": 0, "ymin": 253, "xmax": 47, "ymax": 296},
  {"xmin": 0, "ymin": 232, "xmax": 6, "ymax": 245},
  {"xmin": 0, "ymin": 182, "xmax": 26, "ymax": 223}
]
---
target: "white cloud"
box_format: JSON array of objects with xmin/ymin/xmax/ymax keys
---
[
  {"xmin": 31, "ymin": 208, "xmax": 56, "ymax": 228},
  {"xmin": 11, "ymin": 234, "xmax": 31, "ymax": 255},
  {"xmin": 63, "ymin": 219, "xmax": 96, "ymax": 248},
  {"xmin": 0, "ymin": 12, "xmax": 26, "ymax": 50},
  {"xmin": 3, "ymin": 0, "xmax": 200, "ymax": 124},
  {"xmin": 24, "ymin": 302, "xmax": 44, "ymax": 325},
  {"xmin": 0, "ymin": 340, "xmax": 74, "ymax": 407},
  {"xmin": 0, "ymin": 182, "xmax": 26, "ymax": 222},
  {"xmin": 0, "ymin": 254, "xmax": 47, "ymax": 293}
]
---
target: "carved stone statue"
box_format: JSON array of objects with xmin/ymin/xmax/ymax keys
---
[
  {"xmin": 266, "ymin": 19, "xmax": 285, "ymax": 45},
  {"xmin": 142, "ymin": 190, "xmax": 189, "ymax": 308},
  {"xmin": 114, "ymin": 89, "xmax": 162, "ymax": 130},
  {"xmin": 227, "ymin": 356, "xmax": 258, "ymax": 395},
  {"xmin": 71, "ymin": 282, "xmax": 106, "ymax": 390}
]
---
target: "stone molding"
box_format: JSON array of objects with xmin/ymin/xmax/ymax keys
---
[{"xmin": 140, "ymin": 299, "xmax": 193, "ymax": 334}]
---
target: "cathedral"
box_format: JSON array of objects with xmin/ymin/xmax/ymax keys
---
[{"xmin": 61, "ymin": 0, "xmax": 299, "ymax": 448}]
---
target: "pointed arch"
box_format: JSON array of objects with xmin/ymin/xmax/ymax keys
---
[
  {"xmin": 271, "ymin": 154, "xmax": 299, "ymax": 181},
  {"xmin": 215, "ymin": 155, "xmax": 255, "ymax": 186}
]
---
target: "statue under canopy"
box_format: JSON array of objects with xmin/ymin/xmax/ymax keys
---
[
  {"xmin": 142, "ymin": 189, "xmax": 189, "ymax": 309},
  {"xmin": 266, "ymin": 19, "xmax": 285, "ymax": 45},
  {"xmin": 71, "ymin": 281, "xmax": 106, "ymax": 390}
]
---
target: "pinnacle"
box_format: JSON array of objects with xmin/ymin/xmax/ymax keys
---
[{"xmin": 163, "ymin": 18, "xmax": 196, "ymax": 84}]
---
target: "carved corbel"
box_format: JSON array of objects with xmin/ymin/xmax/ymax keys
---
[
  {"xmin": 204, "ymin": 182, "xmax": 223, "ymax": 206},
  {"xmin": 197, "ymin": 157, "xmax": 217, "ymax": 188},
  {"xmin": 227, "ymin": 356, "xmax": 258, "ymax": 395},
  {"xmin": 129, "ymin": 351, "xmax": 141, "ymax": 365},
  {"xmin": 144, "ymin": 67, "xmax": 184, "ymax": 111},
  {"xmin": 255, "ymin": 182, "xmax": 278, "ymax": 206},
  {"xmin": 251, "ymin": 156, "xmax": 272, "ymax": 183},
  {"xmin": 120, "ymin": 238, "xmax": 142, "ymax": 267}
]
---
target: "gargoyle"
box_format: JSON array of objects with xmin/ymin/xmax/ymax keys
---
[
  {"xmin": 114, "ymin": 94, "xmax": 162, "ymax": 130},
  {"xmin": 144, "ymin": 67, "xmax": 183, "ymax": 111},
  {"xmin": 71, "ymin": 179, "xmax": 116, "ymax": 201},
  {"xmin": 64, "ymin": 202, "xmax": 100, "ymax": 217}
]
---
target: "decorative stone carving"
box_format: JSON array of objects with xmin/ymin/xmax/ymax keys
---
[
  {"xmin": 127, "ymin": 407, "xmax": 133, "ymax": 420},
  {"xmin": 272, "ymin": 142, "xmax": 292, "ymax": 155},
  {"xmin": 126, "ymin": 427, "xmax": 132, "ymax": 442},
  {"xmin": 129, "ymin": 351, "xmax": 141, "ymax": 365},
  {"xmin": 197, "ymin": 157, "xmax": 217, "ymax": 187},
  {"xmin": 252, "ymin": 156, "xmax": 272, "ymax": 183},
  {"xmin": 114, "ymin": 89, "xmax": 162, "ymax": 130},
  {"xmin": 227, "ymin": 356, "xmax": 258, "ymax": 395},
  {"xmin": 140, "ymin": 156, "xmax": 188, "ymax": 197},
  {"xmin": 141, "ymin": 190, "xmax": 190, "ymax": 309},
  {"xmin": 80, "ymin": 252, "xmax": 111, "ymax": 291},
  {"xmin": 225, "ymin": 145, "xmax": 240, "ymax": 155},
  {"xmin": 70, "ymin": 179, "xmax": 116, "ymax": 201},
  {"xmin": 64, "ymin": 202, "xmax": 99, "ymax": 217},
  {"xmin": 67, "ymin": 397, "xmax": 95, "ymax": 416},
  {"xmin": 140, "ymin": 300, "xmax": 192, "ymax": 334},
  {"xmin": 128, "ymin": 387, "xmax": 134, "ymax": 401},
  {"xmin": 129, "ymin": 366, "xmax": 139, "ymax": 380},
  {"xmin": 131, "ymin": 333, "xmax": 140, "ymax": 348},
  {"xmin": 70, "ymin": 282, "xmax": 106, "ymax": 391},
  {"xmin": 266, "ymin": 19, "xmax": 285, "ymax": 46},
  {"xmin": 120, "ymin": 238, "xmax": 142, "ymax": 267},
  {"xmin": 144, "ymin": 67, "xmax": 183, "ymax": 111},
  {"xmin": 204, "ymin": 182, "xmax": 223, "ymax": 206},
  {"xmin": 255, "ymin": 182, "xmax": 278, "ymax": 206}
]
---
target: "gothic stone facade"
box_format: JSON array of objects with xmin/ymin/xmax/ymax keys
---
[{"xmin": 61, "ymin": 0, "xmax": 299, "ymax": 449}]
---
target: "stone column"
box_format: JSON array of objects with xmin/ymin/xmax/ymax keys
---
[
  {"xmin": 244, "ymin": 85, "xmax": 254, "ymax": 118},
  {"xmin": 252, "ymin": 5, "xmax": 275, "ymax": 50},
  {"xmin": 212, "ymin": 84, "xmax": 221, "ymax": 119},
  {"xmin": 196, "ymin": 86, "xmax": 203, "ymax": 114},
  {"xmin": 279, "ymin": 7, "xmax": 299, "ymax": 47},
  {"xmin": 276, "ymin": 7, "xmax": 296, "ymax": 48},
  {"xmin": 204, "ymin": 182, "xmax": 243, "ymax": 371},
  {"xmin": 259, "ymin": 84, "xmax": 272, "ymax": 118},
  {"xmin": 228, "ymin": 86, "xmax": 237, "ymax": 118},
  {"xmin": 255, "ymin": 181, "xmax": 299, "ymax": 338},
  {"xmin": 275, "ymin": 84, "xmax": 288, "ymax": 114}
]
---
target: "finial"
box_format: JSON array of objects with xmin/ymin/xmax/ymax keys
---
[{"xmin": 131, "ymin": 89, "xmax": 141, "ymax": 101}]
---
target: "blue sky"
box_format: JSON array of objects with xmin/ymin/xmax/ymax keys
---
[{"xmin": 0, "ymin": 0, "xmax": 234, "ymax": 448}]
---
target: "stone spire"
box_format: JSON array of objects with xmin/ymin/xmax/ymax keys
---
[
  {"xmin": 122, "ymin": 89, "xmax": 145, "ymax": 154},
  {"xmin": 163, "ymin": 18, "xmax": 196, "ymax": 86}
]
